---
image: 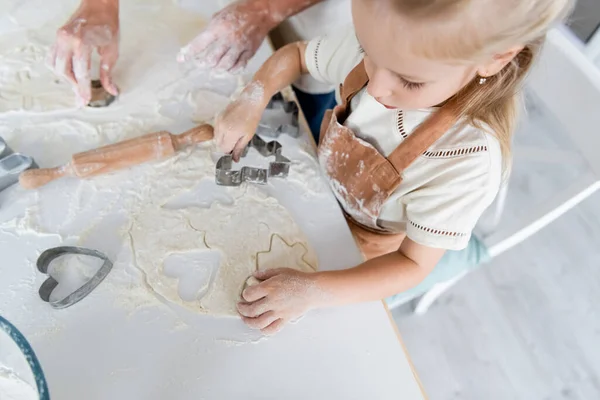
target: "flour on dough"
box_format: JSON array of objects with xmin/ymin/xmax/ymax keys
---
[
  {"xmin": 257, "ymin": 234, "xmax": 316, "ymax": 273},
  {"xmin": 128, "ymin": 185, "xmax": 318, "ymax": 316}
]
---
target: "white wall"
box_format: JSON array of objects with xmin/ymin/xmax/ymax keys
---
[{"xmin": 527, "ymin": 28, "xmax": 600, "ymax": 176}]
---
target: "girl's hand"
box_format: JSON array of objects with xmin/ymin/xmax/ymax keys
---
[
  {"xmin": 49, "ymin": 0, "xmax": 120, "ymax": 106},
  {"xmin": 237, "ymin": 268, "xmax": 328, "ymax": 335},
  {"xmin": 214, "ymin": 82, "xmax": 267, "ymax": 160}
]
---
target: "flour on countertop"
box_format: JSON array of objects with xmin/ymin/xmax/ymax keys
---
[
  {"xmin": 0, "ymin": 367, "xmax": 37, "ymax": 400},
  {"xmin": 215, "ymin": 335, "xmax": 269, "ymax": 347},
  {"xmin": 0, "ymin": 0, "xmax": 327, "ymax": 323},
  {"xmin": 288, "ymin": 149, "xmax": 330, "ymax": 197}
]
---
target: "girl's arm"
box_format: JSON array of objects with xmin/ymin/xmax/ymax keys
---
[
  {"xmin": 238, "ymin": 238, "xmax": 446, "ymax": 334},
  {"xmin": 317, "ymin": 239, "xmax": 445, "ymax": 304},
  {"xmin": 214, "ymin": 42, "xmax": 309, "ymax": 159}
]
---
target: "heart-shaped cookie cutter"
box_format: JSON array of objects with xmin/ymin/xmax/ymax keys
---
[
  {"xmin": 37, "ymin": 246, "xmax": 113, "ymax": 309},
  {"xmin": 215, "ymin": 135, "xmax": 290, "ymax": 186}
]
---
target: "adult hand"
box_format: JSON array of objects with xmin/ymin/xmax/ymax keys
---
[
  {"xmin": 237, "ymin": 268, "xmax": 327, "ymax": 335},
  {"xmin": 214, "ymin": 81, "xmax": 267, "ymax": 160},
  {"xmin": 49, "ymin": 0, "xmax": 119, "ymax": 106},
  {"xmin": 177, "ymin": 0, "xmax": 277, "ymax": 72}
]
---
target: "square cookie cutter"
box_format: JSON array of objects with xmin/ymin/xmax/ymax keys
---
[
  {"xmin": 37, "ymin": 246, "xmax": 113, "ymax": 309},
  {"xmin": 0, "ymin": 137, "xmax": 38, "ymax": 192},
  {"xmin": 255, "ymin": 92, "xmax": 300, "ymax": 138},
  {"xmin": 215, "ymin": 135, "xmax": 290, "ymax": 186}
]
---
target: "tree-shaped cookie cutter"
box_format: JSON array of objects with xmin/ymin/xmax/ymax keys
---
[
  {"xmin": 37, "ymin": 246, "xmax": 113, "ymax": 309},
  {"xmin": 255, "ymin": 92, "xmax": 300, "ymax": 138},
  {"xmin": 215, "ymin": 136, "xmax": 290, "ymax": 186}
]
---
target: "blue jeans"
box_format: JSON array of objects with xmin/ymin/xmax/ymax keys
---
[{"xmin": 292, "ymin": 87, "xmax": 337, "ymax": 143}]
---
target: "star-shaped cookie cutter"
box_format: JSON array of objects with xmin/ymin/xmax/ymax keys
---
[
  {"xmin": 215, "ymin": 135, "xmax": 290, "ymax": 186},
  {"xmin": 255, "ymin": 92, "xmax": 300, "ymax": 138},
  {"xmin": 37, "ymin": 246, "xmax": 113, "ymax": 309}
]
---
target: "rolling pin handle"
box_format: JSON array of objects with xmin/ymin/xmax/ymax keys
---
[
  {"xmin": 171, "ymin": 124, "xmax": 214, "ymax": 150},
  {"xmin": 19, "ymin": 165, "xmax": 73, "ymax": 189}
]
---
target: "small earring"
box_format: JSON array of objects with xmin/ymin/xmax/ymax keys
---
[{"xmin": 479, "ymin": 76, "xmax": 487, "ymax": 85}]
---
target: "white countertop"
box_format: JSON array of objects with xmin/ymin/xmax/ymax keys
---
[{"xmin": 0, "ymin": 1, "xmax": 425, "ymax": 399}]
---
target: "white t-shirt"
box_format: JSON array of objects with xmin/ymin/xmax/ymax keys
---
[
  {"xmin": 305, "ymin": 26, "xmax": 503, "ymax": 250},
  {"xmin": 275, "ymin": 0, "xmax": 352, "ymax": 93}
]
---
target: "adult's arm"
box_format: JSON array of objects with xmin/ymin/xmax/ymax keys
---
[{"xmin": 177, "ymin": 0, "xmax": 324, "ymax": 72}]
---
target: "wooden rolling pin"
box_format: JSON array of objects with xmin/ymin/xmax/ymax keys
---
[{"xmin": 19, "ymin": 124, "xmax": 214, "ymax": 189}]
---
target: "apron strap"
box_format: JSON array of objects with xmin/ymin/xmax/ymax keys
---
[
  {"xmin": 387, "ymin": 97, "xmax": 462, "ymax": 172},
  {"xmin": 335, "ymin": 60, "xmax": 463, "ymax": 174},
  {"xmin": 340, "ymin": 60, "xmax": 369, "ymax": 107}
]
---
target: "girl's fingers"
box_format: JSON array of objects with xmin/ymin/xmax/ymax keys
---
[
  {"xmin": 261, "ymin": 319, "xmax": 285, "ymax": 335},
  {"xmin": 254, "ymin": 268, "xmax": 285, "ymax": 280},
  {"xmin": 241, "ymin": 311, "xmax": 278, "ymax": 330},
  {"xmin": 231, "ymin": 133, "xmax": 253, "ymax": 162},
  {"xmin": 237, "ymin": 297, "xmax": 270, "ymax": 318},
  {"xmin": 240, "ymin": 282, "xmax": 268, "ymax": 303}
]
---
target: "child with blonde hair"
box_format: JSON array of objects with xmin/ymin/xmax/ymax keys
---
[{"xmin": 215, "ymin": 0, "xmax": 573, "ymax": 334}]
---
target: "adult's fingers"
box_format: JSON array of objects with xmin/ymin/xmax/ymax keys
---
[
  {"xmin": 73, "ymin": 44, "xmax": 92, "ymax": 105},
  {"xmin": 177, "ymin": 30, "xmax": 216, "ymax": 63},
  {"xmin": 203, "ymin": 42, "xmax": 229, "ymax": 68},
  {"xmin": 261, "ymin": 319, "xmax": 285, "ymax": 335},
  {"xmin": 98, "ymin": 41, "xmax": 119, "ymax": 95},
  {"xmin": 237, "ymin": 297, "xmax": 270, "ymax": 318},
  {"xmin": 53, "ymin": 43, "xmax": 76, "ymax": 85},
  {"xmin": 216, "ymin": 47, "xmax": 242, "ymax": 71},
  {"xmin": 229, "ymin": 49, "xmax": 253, "ymax": 74},
  {"xmin": 47, "ymin": 44, "xmax": 58, "ymax": 70},
  {"xmin": 241, "ymin": 310, "xmax": 278, "ymax": 330}
]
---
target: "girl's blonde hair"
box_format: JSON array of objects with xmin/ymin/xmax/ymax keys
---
[{"xmin": 391, "ymin": 0, "xmax": 574, "ymax": 171}]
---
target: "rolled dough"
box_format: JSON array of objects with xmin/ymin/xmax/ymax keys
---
[{"xmin": 128, "ymin": 185, "xmax": 318, "ymax": 316}]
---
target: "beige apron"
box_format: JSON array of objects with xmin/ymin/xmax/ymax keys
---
[{"xmin": 318, "ymin": 61, "xmax": 460, "ymax": 260}]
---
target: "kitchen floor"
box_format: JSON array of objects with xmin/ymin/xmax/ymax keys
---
[{"xmin": 393, "ymin": 94, "xmax": 600, "ymax": 400}]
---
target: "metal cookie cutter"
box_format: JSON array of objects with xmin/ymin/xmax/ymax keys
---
[
  {"xmin": 0, "ymin": 137, "xmax": 38, "ymax": 192},
  {"xmin": 215, "ymin": 136, "xmax": 290, "ymax": 186},
  {"xmin": 37, "ymin": 246, "xmax": 113, "ymax": 309},
  {"xmin": 87, "ymin": 79, "xmax": 116, "ymax": 108},
  {"xmin": 256, "ymin": 92, "xmax": 300, "ymax": 138}
]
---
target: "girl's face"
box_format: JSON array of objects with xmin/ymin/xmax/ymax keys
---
[{"xmin": 352, "ymin": 0, "xmax": 479, "ymax": 110}]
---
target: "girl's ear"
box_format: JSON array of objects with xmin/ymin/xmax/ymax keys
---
[{"xmin": 477, "ymin": 45, "xmax": 524, "ymax": 77}]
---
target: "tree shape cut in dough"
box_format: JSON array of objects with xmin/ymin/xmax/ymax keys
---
[{"xmin": 256, "ymin": 234, "xmax": 316, "ymax": 274}]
